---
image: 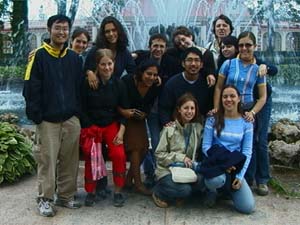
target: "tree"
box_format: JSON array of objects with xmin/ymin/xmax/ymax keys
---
[
  {"xmin": 0, "ymin": 0, "xmax": 10, "ymax": 62},
  {"xmin": 11, "ymin": 0, "xmax": 28, "ymax": 65},
  {"xmin": 55, "ymin": 0, "xmax": 80, "ymax": 25}
]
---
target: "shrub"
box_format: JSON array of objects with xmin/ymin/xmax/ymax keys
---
[
  {"xmin": 0, "ymin": 66, "xmax": 26, "ymax": 80},
  {"xmin": 0, "ymin": 122, "xmax": 36, "ymax": 184}
]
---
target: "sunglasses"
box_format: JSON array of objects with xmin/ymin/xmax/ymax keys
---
[{"xmin": 238, "ymin": 43, "xmax": 253, "ymax": 48}]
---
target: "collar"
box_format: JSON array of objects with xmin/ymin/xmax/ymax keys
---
[
  {"xmin": 42, "ymin": 41, "xmax": 68, "ymax": 58},
  {"xmin": 237, "ymin": 54, "xmax": 256, "ymax": 64}
]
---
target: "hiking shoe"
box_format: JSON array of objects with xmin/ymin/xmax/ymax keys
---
[
  {"xmin": 85, "ymin": 193, "xmax": 96, "ymax": 207},
  {"xmin": 54, "ymin": 197, "xmax": 81, "ymax": 209},
  {"xmin": 113, "ymin": 192, "xmax": 125, "ymax": 207},
  {"xmin": 204, "ymin": 191, "xmax": 217, "ymax": 208},
  {"xmin": 37, "ymin": 198, "xmax": 56, "ymax": 217},
  {"xmin": 257, "ymin": 184, "xmax": 269, "ymax": 196},
  {"xmin": 152, "ymin": 193, "xmax": 168, "ymax": 208}
]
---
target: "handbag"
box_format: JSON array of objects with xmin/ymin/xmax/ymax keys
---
[
  {"xmin": 169, "ymin": 166, "xmax": 197, "ymax": 183},
  {"xmin": 169, "ymin": 125, "xmax": 198, "ymax": 183}
]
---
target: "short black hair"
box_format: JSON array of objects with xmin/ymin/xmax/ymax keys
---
[
  {"xmin": 71, "ymin": 27, "xmax": 90, "ymax": 42},
  {"xmin": 172, "ymin": 26, "xmax": 195, "ymax": 44},
  {"xmin": 47, "ymin": 14, "xmax": 71, "ymax": 29},
  {"xmin": 212, "ymin": 14, "xmax": 234, "ymax": 36},
  {"xmin": 221, "ymin": 35, "xmax": 238, "ymax": 49},
  {"xmin": 181, "ymin": 47, "xmax": 203, "ymax": 62},
  {"xmin": 148, "ymin": 33, "xmax": 167, "ymax": 47}
]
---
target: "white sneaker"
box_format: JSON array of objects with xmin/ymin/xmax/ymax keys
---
[{"xmin": 37, "ymin": 198, "xmax": 56, "ymax": 217}]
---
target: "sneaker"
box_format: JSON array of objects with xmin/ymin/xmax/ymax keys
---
[
  {"xmin": 204, "ymin": 191, "xmax": 217, "ymax": 208},
  {"xmin": 257, "ymin": 184, "xmax": 269, "ymax": 196},
  {"xmin": 113, "ymin": 192, "xmax": 125, "ymax": 207},
  {"xmin": 152, "ymin": 193, "xmax": 168, "ymax": 208},
  {"xmin": 37, "ymin": 198, "xmax": 56, "ymax": 217},
  {"xmin": 54, "ymin": 197, "xmax": 82, "ymax": 209},
  {"xmin": 85, "ymin": 193, "xmax": 96, "ymax": 207}
]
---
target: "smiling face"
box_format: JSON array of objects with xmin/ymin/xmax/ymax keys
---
[
  {"xmin": 97, "ymin": 56, "xmax": 114, "ymax": 81},
  {"xmin": 221, "ymin": 43, "xmax": 237, "ymax": 59},
  {"xmin": 150, "ymin": 38, "xmax": 166, "ymax": 60},
  {"xmin": 215, "ymin": 19, "xmax": 231, "ymax": 39},
  {"xmin": 49, "ymin": 20, "xmax": 69, "ymax": 48},
  {"xmin": 174, "ymin": 34, "xmax": 193, "ymax": 50},
  {"xmin": 182, "ymin": 52, "xmax": 203, "ymax": 78},
  {"xmin": 178, "ymin": 100, "xmax": 196, "ymax": 124},
  {"xmin": 104, "ymin": 22, "xmax": 118, "ymax": 44},
  {"xmin": 71, "ymin": 33, "xmax": 88, "ymax": 54},
  {"xmin": 238, "ymin": 36, "xmax": 256, "ymax": 63},
  {"xmin": 141, "ymin": 66, "xmax": 158, "ymax": 87},
  {"xmin": 221, "ymin": 87, "xmax": 240, "ymax": 113}
]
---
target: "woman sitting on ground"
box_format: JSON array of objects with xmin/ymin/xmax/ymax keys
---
[
  {"xmin": 201, "ymin": 84, "xmax": 255, "ymax": 214},
  {"xmin": 152, "ymin": 93, "xmax": 204, "ymax": 208}
]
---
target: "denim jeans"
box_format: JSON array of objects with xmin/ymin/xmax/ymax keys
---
[
  {"xmin": 143, "ymin": 112, "xmax": 161, "ymax": 177},
  {"xmin": 205, "ymin": 174, "xmax": 255, "ymax": 214},
  {"xmin": 153, "ymin": 174, "xmax": 205, "ymax": 202},
  {"xmin": 246, "ymin": 96, "xmax": 272, "ymax": 185}
]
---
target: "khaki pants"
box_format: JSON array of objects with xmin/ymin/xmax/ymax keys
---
[{"xmin": 34, "ymin": 116, "xmax": 80, "ymax": 201}]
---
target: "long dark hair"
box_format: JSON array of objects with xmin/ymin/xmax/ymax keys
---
[
  {"xmin": 95, "ymin": 16, "xmax": 129, "ymax": 51},
  {"xmin": 173, "ymin": 93, "xmax": 201, "ymax": 124},
  {"xmin": 217, "ymin": 35, "xmax": 238, "ymax": 69},
  {"xmin": 214, "ymin": 85, "xmax": 242, "ymax": 136}
]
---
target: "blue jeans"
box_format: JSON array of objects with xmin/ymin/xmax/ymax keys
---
[
  {"xmin": 143, "ymin": 112, "xmax": 161, "ymax": 177},
  {"xmin": 153, "ymin": 174, "xmax": 205, "ymax": 202},
  {"xmin": 246, "ymin": 96, "xmax": 271, "ymax": 185},
  {"xmin": 205, "ymin": 174, "xmax": 255, "ymax": 214}
]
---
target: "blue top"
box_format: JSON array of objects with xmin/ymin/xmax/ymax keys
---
[
  {"xmin": 202, "ymin": 116, "xmax": 253, "ymax": 180},
  {"xmin": 219, "ymin": 58, "xmax": 266, "ymax": 103}
]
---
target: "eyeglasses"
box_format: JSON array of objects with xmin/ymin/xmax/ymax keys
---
[
  {"xmin": 185, "ymin": 58, "xmax": 201, "ymax": 64},
  {"xmin": 238, "ymin": 43, "xmax": 253, "ymax": 48},
  {"xmin": 53, "ymin": 26, "xmax": 69, "ymax": 32}
]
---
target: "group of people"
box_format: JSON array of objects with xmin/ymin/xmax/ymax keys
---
[{"xmin": 23, "ymin": 13, "xmax": 277, "ymax": 217}]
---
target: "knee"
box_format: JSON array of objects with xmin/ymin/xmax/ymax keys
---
[
  {"xmin": 109, "ymin": 145, "xmax": 126, "ymax": 161},
  {"xmin": 178, "ymin": 184, "xmax": 192, "ymax": 198},
  {"xmin": 235, "ymin": 198, "xmax": 255, "ymax": 214},
  {"xmin": 205, "ymin": 174, "xmax": 226, "ymax": 190}
]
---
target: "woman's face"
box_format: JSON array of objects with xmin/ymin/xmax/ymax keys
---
[
  {"xmin": 174, "ymin": 34, "xmax": 193, "ymax": 50},
  {"xmin": 238, "ymin": 36, "xmax": 256, "ymax": 62},
  {"xmin": 104, "ymin": 22, "xmax": 118, "ymax": 44},
  {"xmin": 215, "ymin": 19, "xmax": 231, "ymax": 39},
  {"xmin": 221, "ymin": 43, "xmax": 237, "ymax": 59},
  {"xmin": 141, "ymin": 66, "xmax": 158, "ymax": 87},
  {"xmin": 71, "ymin": 33, "xmax": 88, "ymax": 54},
  {"xmin": 178, "ymin": 100, "xmax": 196, "ymax": 124},
  {"xmin": 97, "ymin": 56, "xmax": 114, "ymax": 81},
  {"xmin": 222, "ymin": 87, "xmax": 240, "ymax": 112}
]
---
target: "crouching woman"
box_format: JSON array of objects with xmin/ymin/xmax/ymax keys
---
[
  {"xmin": 152, "ymin": 93, "xmax": 203, "ymax": 208},
  {"xmin": 201, "ymin": 85, "xmax": 255, "ymax": 214}
]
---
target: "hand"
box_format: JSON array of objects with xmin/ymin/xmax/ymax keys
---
[
  {"xmin": 132, "ymin": 109, "xmax": 146, "ymax": 120},
  {"xmin": 207, "ymin": 108, "xmax": 218, "ymax": 116},
  {"xmin": 113, "ymin": 131, "xmax": 124, "ymax": 145},
  {"xmin": 164, "ymin": 121, "xmax": 175, "ymax": 127},
  {"xmin": 243, "ymin": 111, "xmax": 255, "ymax": 123},
  {"xmin": 232, "ymin": 178, "xmax": 242, "ymax": 190},
  {"xmin": 155, "ymin": 76, "xmax": 162, "ymax": 86},
  {"xmin": 87, "ymin": 71, "xmax": 98, "ymax": 90},
  {"xmin": 131, "ymin": 52, "xmax": 138, "ymax": 59},
  {"xmin": 258, "ymin": 64, "xmax": 267, "ymax": 77},
  {"xmin": 206, "ymin": 74, "xmax": 216, "ymax": 87},
  {"xmin": 226, "ymin": 166, "xmax": 236, "ymax": 174},
  {"xmin": 183, "ymin": 156, "xmax": 193, "ymax": 168},
  {"xmin": 118, "ymin": 107, "xmax": 135, "ymax": 119}
]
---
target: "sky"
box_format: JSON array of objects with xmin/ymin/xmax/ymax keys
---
[{"xmin": 28, "ymin": 0, "xmax": 93, "ymax": 20}]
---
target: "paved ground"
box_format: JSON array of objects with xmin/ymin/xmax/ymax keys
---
[{"xmin": 1, "ymin": 165, "xmax": 300, "ymax": 225}]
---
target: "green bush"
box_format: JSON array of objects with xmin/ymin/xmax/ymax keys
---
[
  {"xmin": 0, "ymin": 66, "xmax": 26, "ymax": 80},
  {"xmin": 0, "ymin": 122, "xmax": 36, "ymax": 184}
]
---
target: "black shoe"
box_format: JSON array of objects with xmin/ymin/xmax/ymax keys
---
[
  {"xmin": 204, "ymin": 191, "xmax": 217, "ymax": 208},
  {"xmin": 85, "ymin": 193, "xmax": 96, "ymax": 207},
  {"xmin": 113, "ymin": 192, "xmax": 125, "ymax": 207},
  {"xmin": 54, "ymin": 197, "xmax": 81, "ymax": 209}
]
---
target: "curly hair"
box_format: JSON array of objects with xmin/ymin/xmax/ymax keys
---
[{"xmin": 95, "ymin": 16, "xmax": 129, "ymax": 51}]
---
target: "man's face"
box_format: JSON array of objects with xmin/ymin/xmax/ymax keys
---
[
  {"xmin": 48, "ymin": 20, "xmax": 69, "ymax": 46},
  {"xmin": 150, "ymin": 38, "xmax": 166, "ymax": 60},
  {"xmin": 174, "ymin": 34, "xmax": 193, "ymax": 50},
  {"xmin": 182, "ymin": 52, "xmax": 203, "ymax": 76}
]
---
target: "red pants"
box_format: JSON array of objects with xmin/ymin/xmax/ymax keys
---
[{"xmin": 80, "ymin": 122, "xmax": 126, "ymax": 193}]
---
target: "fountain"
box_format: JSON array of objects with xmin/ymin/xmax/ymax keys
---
[{"xmin": 1, "ymin": 0, "xmax": 300, "ymax": 124}]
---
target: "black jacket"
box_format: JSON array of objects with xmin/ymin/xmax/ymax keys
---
[{"xmin": 23, "ymin": 41, "xmax": 82, "ymax": 124}]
